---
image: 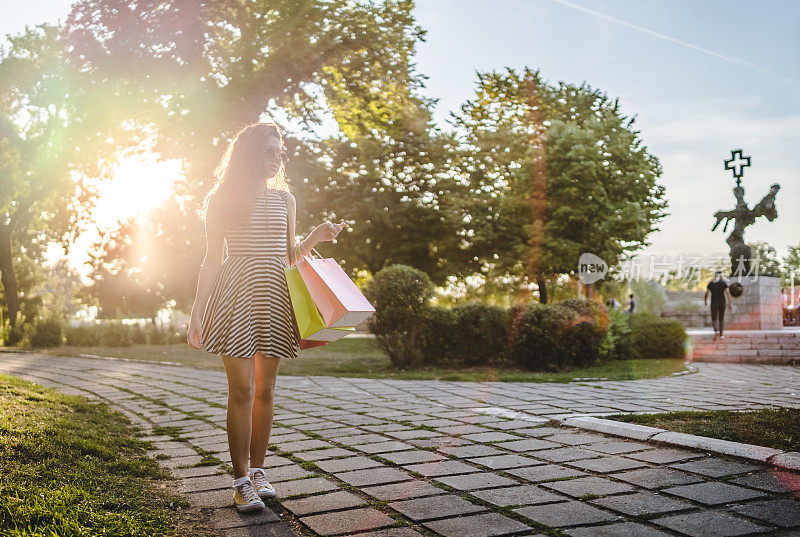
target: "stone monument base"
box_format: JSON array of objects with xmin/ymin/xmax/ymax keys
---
[{"xmin": 728, "ymin": 275, "xmax": 782, "ymax": 330}]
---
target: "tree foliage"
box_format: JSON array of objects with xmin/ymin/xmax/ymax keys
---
[
  {"xmin": 64, "ymin": 0, "xmax": 467, "ymax": 299},
  {"xmin": 450, "ymin": 67, "xmax": 668, "ymax": 301},
  {"xmin": 0, "ymin": 24, "xmax": 124, "ymax": 326},
  {"xmin": 2, "ymin": 6, "xmax": 674, "ymax": 320}
]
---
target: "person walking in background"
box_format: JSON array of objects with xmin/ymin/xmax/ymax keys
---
[
  {"xmin": 625, "ymin": 293, "xmax": 636, "ymax": 314},
  {"xmin": 705, "ymin": 270, "xmax": 732, "ymax": 339},
  {"xmin": 185, "ymin": 122, "xmax": 344, "ymax": 511}
]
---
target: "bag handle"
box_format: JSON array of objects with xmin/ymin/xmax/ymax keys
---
[{"xmin": 302, "ymin": 246, "xmax": 323, "ymax": 260}]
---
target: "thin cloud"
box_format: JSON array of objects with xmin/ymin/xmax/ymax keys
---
[{"xmin": 534, "ymin": 0, "xmax": 800, "ymax": 88}]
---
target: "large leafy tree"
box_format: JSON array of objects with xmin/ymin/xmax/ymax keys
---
[
  {"xmin": 289, "ymin": 114, "xmax": 469, "ymax": 284},
  {"xmin": 450, "ymin": 67, "xmax": 668, "ymax": 302},
  {"xmin": 62, "ymin": 0, "xmax": 431, "ymax": 194},
  {"xmin": 0, "ymin": 25, "xmax": 126, "ymax": 328},
  {"xmin": 65, "ymin": 0, "xmax": 465, "ymax": 300}
]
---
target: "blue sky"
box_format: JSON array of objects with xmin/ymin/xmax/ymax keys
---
[{"xmin": 4, "ymin": 0, "xmax": 799, "ymax": 270}]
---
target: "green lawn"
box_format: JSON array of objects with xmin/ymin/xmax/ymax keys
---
[
  {"xmin": 16, "ymin": 337, "xmax": 693, "ymax": 382},
  {"xmin": 611, "ymin": 408, "xmax": 800, "ymax": 452},
  {"xmin": 0, "ymin": 373, "xmax": 214, "ymax": 537}
]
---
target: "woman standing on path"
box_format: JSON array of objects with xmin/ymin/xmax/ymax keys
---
[{"xmin": 186, "ymin": 122, "xmax": 344, "ymax": 511}]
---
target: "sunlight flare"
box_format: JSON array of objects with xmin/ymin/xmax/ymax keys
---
[{"xmin": 92, "ymin": 152, "xmax": 183, "ymax": 228}]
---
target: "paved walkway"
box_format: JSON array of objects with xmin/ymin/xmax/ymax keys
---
[{"xmin": 1, "ymin": 352, "xmax": 799, "ymax": 537}]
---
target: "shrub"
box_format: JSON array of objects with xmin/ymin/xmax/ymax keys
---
[
  {"xmin": 64, "ymin": 322, "xmax": 134, "ymax": 347},
  {"xmin": 555, "ymin": 299, "xmax": 608, "ymax": 367},
  {"xmin": 450, "ymin": 302, "xmax": 510, "ymax": 367},
  {"xmin": 29, "ymin": 318, "xmax": 64, "ymax": 348},
  {"xmin": 418, "ymin": 302, "xmax": 509, "ymax": 368},
  {"xmin": 627, "ymin": 313, "xmax": 686, "ymax": 359},
  {"xmin": 99, "ymin": 323, "xmax": 134, "ymax": 347},
  {"xmin": 508, "ymin": 302, "xmax": 570, "ymax": 371},
  {"xmin": 1, "ymin": 322, "xmax": 25, "ymax": 347},
  {"xmin": 0, "ymin": 312, "xmax": 27, "ymax": 347},
  {"xmin": 363, "ymin": 265, "xmax": 434, "ymax": 369},
  {"xmin": 508, "ymin": 299, "xmax": 609, "ymax": 371},
  {"xmin": 599, "ymin": 307, "xmax": 632, "ymax": 361},
  {"xmin": 131, "ymin": 323, "xmax": 171, "ymax": 345},
  {"xmin": 166, "ymin": 324, "xmax": 187, "ymax": 344},
  {"xmin": 64, "ymin": 324, "xmax": 99, "ymax": 346},
  {"xmin": 419, "ymin": 305, "xmax": 458, "ymax": 365}
]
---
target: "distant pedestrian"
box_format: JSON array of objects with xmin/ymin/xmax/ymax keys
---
[
  {"xmin": 705, "ymin": 270, "xmax": 732, "ymax": 338},
  {"xmin": 625, "ymin": 293, "xmax": 636, "ymax": 314}
]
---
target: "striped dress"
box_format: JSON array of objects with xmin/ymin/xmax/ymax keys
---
[{"xmin": 200, "ymin": 188, "xmax": 300, "ymax": 360}]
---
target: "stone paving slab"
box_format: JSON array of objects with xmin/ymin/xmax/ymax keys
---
[
  {"xmin": 515, "ymin": 501, "xmax": 619, "ymax": 527},
  {"xmin": 388, "ymin": 495, "xmax": 485, "ymax": 521},
  {"xmin": 422, "ymin": 512, "xmax": 531, "ymax": 537},
  {"xmin": 1, "ymin": 352, "xmax": 800, "ymax": 536},
  {"xmin": 300, "ymin": 507, "xmax": 395, "ymax": 535},
  {"xmin": 282, "ymin": 491, "xmax": 366, "ymax": 517}
]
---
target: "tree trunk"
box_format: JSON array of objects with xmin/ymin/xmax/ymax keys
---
[
  {"xmin": 584, "ymin": 282, "xmax": 594, "ymax": 299},
  {"xmin": 537, "ymin": 275, "xmax": 548, "ymax": 304},
  {"xmin": 0, "ymin": 225, "xmax": 21, "ymax": 328}
]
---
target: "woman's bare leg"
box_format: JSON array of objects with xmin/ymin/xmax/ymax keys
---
[
  {"xmin": 250, "ymin": 351, "xmax": 281, "ymax": 469},
  {"xmin": 222, "ymin": 355, "xmax": 256, "ymax": 479}
]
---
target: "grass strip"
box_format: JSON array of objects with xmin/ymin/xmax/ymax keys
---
[
  {"xmin": 610, "ymin": 408, "xmax": 800, "ymax": 452},
  {"xmin": 0, "ymin": 373, "xmax": 215, "ymax": 537}
]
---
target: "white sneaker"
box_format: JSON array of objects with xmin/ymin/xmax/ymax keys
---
[
  {"xmin": 249, "ymin": 467, "xmax": 277, "ymax": 499},
  {"xmin": 232, "ymin": 476, "xmax": 265, "ymax": 512}
]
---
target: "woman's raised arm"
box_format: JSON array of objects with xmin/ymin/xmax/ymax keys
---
[{"xmin": 284, "ymin": 191, "xmax": 345, "ymax": 268}]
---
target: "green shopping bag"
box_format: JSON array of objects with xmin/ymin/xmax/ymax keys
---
[{"xmin": 285, "ymin": 265, "xmax": 355, "ymax": 341}]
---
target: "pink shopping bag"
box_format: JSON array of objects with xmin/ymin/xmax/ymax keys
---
[{"xmin": 296, "ymin": 249, "xmax": 376, "ymax": 328}]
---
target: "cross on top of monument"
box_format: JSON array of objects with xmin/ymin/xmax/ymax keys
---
[{"xmin": 724, "ymin": 148, "xmax": 751, "ymax": 187}]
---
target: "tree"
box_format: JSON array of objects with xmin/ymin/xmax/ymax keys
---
[
  {"xmin": 84, "ymin": 217, "xmax": 168, "ymax": 321},
  {"xmin": 0, "ymin": 24, "xmax": 125, "ymax": 327},
  {"xmin": 748, "ymin": 241, "xmax": 782, "ymax": 278},
  {"xmin": 450, "ymin": 67, "xmax": 667, "ymax": 302},
  {"xmin": 62, "ymin": 0, "xmax": 432, "ymax": 195},
  {"xmin": 83, "ymin": 197, "xmax": 206, "ymax": 317},
  {"xmin": 289, "ymin": 121, "xmax": 469, "ymax": 284},
  {"xmin": 64, "ymin": 0, "xmax": 464, "ymax": 294},
  {"xmin": 783, "ymin": 243, "xmax": 800, "ymax": 287}
]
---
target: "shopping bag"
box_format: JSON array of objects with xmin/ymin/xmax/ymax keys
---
[
  {"xmin": 299, "ymin": 336, "xmax": 328, "ymax": 350},
  {"xmin": 284, "ymin": 264, "xmax": 356, "ymax": 341},
  {"xmin": 296, "ymin": 250, "xmax": 376, "ymax": 328}
]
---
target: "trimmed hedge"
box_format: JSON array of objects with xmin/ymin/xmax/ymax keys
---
[
  {"xmin": 507, "ymin": 299, "xmax": 608, "ymax": 371},
  {"xmin": 63, "ymin": 322, "xmax": 184, "ymax": 348},
  {"xmin": 366, "ymin": 265, "xmax": 687, "ymax": 371},
  {"xmin": 419, "ymin": 303, "xmax": 510, "ymax": 367},
  {"xmin": 626, "ymin": 313, "xmax": 686, "ymax": 359},
  {"xmin": 30, "ymin": 318, "xmax": 64, "ymax": 348},
  {"xmin": 65, "ymin": 323, "xmax": 134, "ymax": 347}
]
